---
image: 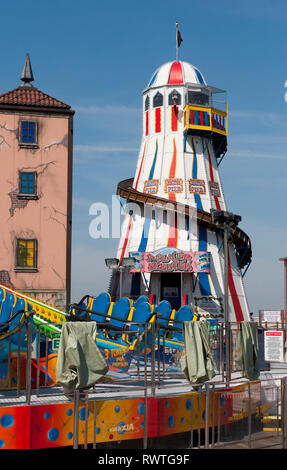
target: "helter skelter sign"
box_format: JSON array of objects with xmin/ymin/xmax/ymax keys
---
[{"xmin": 129, "ymin": 247, "xmax": 210, "ymax": 273}]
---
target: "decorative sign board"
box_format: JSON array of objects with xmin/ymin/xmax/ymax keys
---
[
  {"xmin": 143, "ymin": 179, "xmax": 159, "ymax": 194},
  {"xmin": 209, "ymin": 181, "xmax": 221, "ymax": 197},
  {"xmin": 189, "ymin": 179, "xmax": 206, "ymax": 194},
  {"xmin": 264, "ymin": 330, "xmax": 284, "ymax": 362},
  {"xmin": 129, "ymin": 248, "xmax": 210, "ymax": 273},
  {"xmin": 194, "ymin": 296, "xmax": 224, "ymax": 319},
  {"xmin": 164, "ymin": 178, "xmax": 183, "ymax": 193}
]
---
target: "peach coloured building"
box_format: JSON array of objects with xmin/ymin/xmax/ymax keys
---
[{"xmin": 0, "ymin": 54, "xmax": 74, "ymax": 309}]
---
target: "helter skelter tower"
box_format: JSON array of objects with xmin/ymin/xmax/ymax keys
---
[{"xmin": 109, "ymin": 42, "xmax": 252, "ymax": 323}]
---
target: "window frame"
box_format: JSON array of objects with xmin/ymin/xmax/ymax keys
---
[
  {"xmin": 18, "ymin": 171, "xmax": 37, "ymax": 198},
  {"xmin": 18, "ymin": 120, "xmax": 38, "ymax": 147},
  {"xmin": 153, "ymin": 91, "xmax": 163, "ymax": 108},
  {"xmin": 15, "ymin": 238, "xmax": 38, "ymax": 272},
  {"xmin": 168, "ymin": 89, "xmax": 182, "ymax": 106}
]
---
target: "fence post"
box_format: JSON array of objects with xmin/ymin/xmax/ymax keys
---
[
  {"xmin": 211, "ymin": 384, "xmax": 216, "ymax": 448},
  {"xmin": 219, "ymin": 324, "xmax": 224, "ymax": 381},
  {"xmin": 190, "ymin": 395, "xmax": 194, "ymax": 449},
  {"xmin": 17, "ymin": 328, "xmax": 21, "ymax": 398},
  {"xmin": 151, "ymin": 321, "xmax": 156, "ymax": 396},
  {"xmin": 36, "ymin": 325, "xmax": 41, "ymax": 396},
  {"xmin": 84, "ymin": 392, "xmax": 89, "ymax": 449},
  {"xmin": 226, "ymin": 322, "xmax": 231, "ymax": 385},
  {"xmin": 157, "ymin": 324, "xmax": 161, "ymax": 387},
  {"xmin": 204, "ymin": 383, "xmax": 210, "ymax": 449},
  {"xmin": 93, "ymin": 399, "xmax": 97, "ymax": 449},
  {"xmin": 248, "ymin": 381, "xmax": 252, "ymax": 449},
  {"xmin": 26, "ymin": 322, "xmax": 33, "ymax": 405},
  {"xmin": 282, "ymin": 377, "xmax": 287, "ymax": 449},
  {"xmin": 198, "ymin": 386, "xmax": 201, "ymax": 448},
  {"xmin": 217, "ymin": 392, "xmax": 221, "ymax": 446},
  {"xmin": 143, "ymin": 323, "xmax": 148, "ymax": 450},
  {"xmin": 73, "ymin": 390, "xmax": 80, "ymax": 449}
]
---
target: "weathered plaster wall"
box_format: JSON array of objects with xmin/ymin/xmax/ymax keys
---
[{"xmin": 0, "ymin": 111, "xmax": 72, "ymax": 308}]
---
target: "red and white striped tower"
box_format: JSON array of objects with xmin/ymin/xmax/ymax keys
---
[{"xmin": 110, "ymin": 58, "xmax": 252, "ymax": 323}]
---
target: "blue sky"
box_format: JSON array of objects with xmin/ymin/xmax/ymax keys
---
[{"xmin": 1, "ymin": 0, "xmax": 287, "ymax": 314}]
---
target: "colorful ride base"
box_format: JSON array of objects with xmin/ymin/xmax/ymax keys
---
[{"xmin": 0, "ymin": 386, "xmax": 236, "ymax": 449}]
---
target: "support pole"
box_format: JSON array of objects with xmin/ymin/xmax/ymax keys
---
[
  {"xmin": 176, "ymin": 21, "xmax": 179, "ymax": 61},
  {"xmin": 279, "ymin": 257, "xmax": 287, "ymax": 327},
  {"xmin": 224, "ymin": 224, "xmax": 231, "ymax": 385},
  {"xmin": 119, "ymin": 267, "xmax": 123, "ymax": 299}
]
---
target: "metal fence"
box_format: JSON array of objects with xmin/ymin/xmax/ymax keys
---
[
  {"xmin": 71, "ymin": 376, "xmax": 287, "ymax": 449},
  {"xmin": 1, "ymin": 318, "xmax": 287, "ymax": 449}
]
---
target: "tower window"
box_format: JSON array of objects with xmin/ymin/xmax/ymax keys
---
[
  {"xmin": 19, "ymin": 172, "xmax": 37, "ymax": 195},
  {"xmin": 145, "ymin": 95, "xmax": 150, "ymax": 111},
  {"xmin": 186, "ymin": 91, "xmax": 209, "ymax": 107},
  {"xmin": 19, "ymin": 121, "xmax": 37, "ymax": 145},
  {"xmin": 153, "ymin": 92, "xmax": 163, "ymax": 108},
  {"xmin": 168, "ymin": 90, "xmax": 181, "ymax": 106},
  {"xmin": 15, "ymin": 239, "xmax": 37, "ymax": 269}
]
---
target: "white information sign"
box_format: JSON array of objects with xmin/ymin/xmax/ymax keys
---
[
  {"xmin": 264, "ymin": 330, "xmax": 284, "ymax": 362},
  {"xmin": 262, "ymin": 310, "xmax": 282, "ymax": 324}
]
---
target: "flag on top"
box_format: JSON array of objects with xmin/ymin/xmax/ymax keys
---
[{"xmin": 177, "ymin": 30, "xmax": 183, "ymax": 48}]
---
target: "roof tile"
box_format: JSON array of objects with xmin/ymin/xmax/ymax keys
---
[{"xmin": 0, "ymin": 86, "xmax": 71, "ymax": 110}]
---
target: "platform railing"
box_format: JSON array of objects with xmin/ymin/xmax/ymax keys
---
[
  {"xmin": 71, "ymin": 376, "xmax": 287, "ymax": 449},
  {"xmin": 0, "ymin": 319, "xmax": 282, "ymax": 399},
  {"xmin": 2, "ymin": 319, "xmax": 287, "ymax": 450}
]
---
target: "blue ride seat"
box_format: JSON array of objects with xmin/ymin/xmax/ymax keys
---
[
  {"xmin": 89, "ymin": 292, "xmax": 112, "ymax": 323},
  {"xmin": 105, "ymin": 297, "xmax": 132, "ymax": 332},
  {"xmin": 8, "ymin": 299, "xmax": 34, "ymax": 346},
  {"xmin": 170, "ymin": 305, "xmax": 194, "ymax": 342},
  {"xmin": 69, "ymin": 295, "xmax": 90, "ymax": 319},
  {"xmin": 97, "ymin": 297, "xmax": 132, "ymax": 341},
  {"xmin": 133, "ymin": 295, "xmax": 149, "ymax": 308},
  {"xmin": 118, "ymin": 302, "xmax": 154, "ymax": 346},
  {"xmin": 0, "ymin": 293, "xmax": 16, "ymax": 325},
  {"xmin": 154, "ymin": 300, "xmax": 173, "ymax": 331}
]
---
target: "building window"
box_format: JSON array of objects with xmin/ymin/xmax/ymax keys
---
[
  {"xmin": 19, "ymin": 172, "xmax": 37, "ymax": 195},
  {"xmin": 15, "ymin": 239, "xmax": 37, "ymax": 269},
  {"xmin": 19, "ymin": 121, "xmax": 37, "ymax": 145},
  {"xmin": 153, "ymin": 92, "xmax": 163, "ymax": 108}
]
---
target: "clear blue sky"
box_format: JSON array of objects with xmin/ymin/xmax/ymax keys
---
[{"xmin": 1, "ymin": 0, "xmax": 287, "ymax": 314}]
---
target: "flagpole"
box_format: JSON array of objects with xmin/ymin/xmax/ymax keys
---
[{"xmin": 176, "ymin": 21, "xmax": 178, "ymax": 61}]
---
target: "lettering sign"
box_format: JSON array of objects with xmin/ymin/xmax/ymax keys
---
[
  {"xmin": 143, "ymin": 179, "xmax": 159, "ymax": 194},
  {"xmin": 129, "ymin": 248, "xmax": 210, "ymax": 273},
  {"xmin": 194, "ymin": 296, "xmax": 224, "ymax": 319},
  {"xmin": 164, "ymin": 178, "xmax": 183, "ymax": 193},
  {"xmin": 209, "ymin": 181, "xmax": 221, "ymax": 197},
  {"xmin": 100, "ymin": 347, "xmax": 133, "ymax": 373},
  {"xmin": 262, "ymin": 310, "xmax": 282, "ymax": 324},
  {"xmin": 189, "ymin": 179, "xmax": 206, "ymax": 194},
  {"xmin": 52, "ymin": 337, "xmax": 60, "ymax": 351}
]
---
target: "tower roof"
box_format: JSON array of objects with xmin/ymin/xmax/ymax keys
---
[
  {"xmin": 21, "ymin": 53, "xmax": 34, "ymax": 85},
  {"xmin": 146, "ymin": 60, "xmax": 207, "ymax": 89}
]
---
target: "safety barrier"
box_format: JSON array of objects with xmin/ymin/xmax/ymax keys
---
[{"xmin": 1, "ymin": 319, "xmax": 287, "ymax": 449}]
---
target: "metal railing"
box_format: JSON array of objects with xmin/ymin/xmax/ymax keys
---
[{"xmin": 1, "ymin": 318, "xmax": 287, "ymax": 449}]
